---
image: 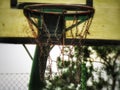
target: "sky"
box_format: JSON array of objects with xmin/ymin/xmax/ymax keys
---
[
  {"xmin": 0, "ymin": 44, "xmax": 35, "ymax": 73},
  {"xmin": 0, "ymin": 44, "xmax": 60, "ymax": 74}
]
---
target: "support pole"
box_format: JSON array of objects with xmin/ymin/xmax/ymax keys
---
[
  {"xmin": 23, "ymin": 44, "xmax": 33, "ymax": 61},
  {"xmin": 29, "ymin": 45, "xmax": 41, "ymax": 90},
  {"xmin": 29, "ymin": 45, "xmax": 50, "ymax": 90}
]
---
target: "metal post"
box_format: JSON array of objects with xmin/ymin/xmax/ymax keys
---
[
  {"xmin": 29, "ymin": 45, "xmax": 50, "ymax": 90},
  {"xmin": 29, "ymin": 46, "xmax": 42, "ymax": 90}
]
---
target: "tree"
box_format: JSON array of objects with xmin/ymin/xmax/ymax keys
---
[
  {"xmin": 43, "ymin": 45, "xmax": 120, "ymax": 90},
  {"xmin": 90, "ymin": 46, "xmax": 120, "ymax": 90}
]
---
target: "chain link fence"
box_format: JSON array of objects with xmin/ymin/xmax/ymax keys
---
[{"xmin": 0, "ymin": 73, "xmax": 30, "ymax": 90}]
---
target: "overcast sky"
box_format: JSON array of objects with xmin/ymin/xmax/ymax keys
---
[
  {"xmin": 0, "ymin": 44, "xmax": 60, "ymax": 74},
  {"xmin": 0, "ymin": 44, "xmax": 35, "ymax": 73}
]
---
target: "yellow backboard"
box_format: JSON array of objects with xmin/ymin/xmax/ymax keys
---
[{"xmin": 0, "ymin": 0, "xmax": 120, "ymax": 45}]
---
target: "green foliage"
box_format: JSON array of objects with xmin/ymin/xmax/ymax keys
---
[
  {"xmin": 92, "ymin": 46, "xmax": 120, "ymax": 60},
  {"xmin": 81, "ymin": 63, "xmax": 87, "ymax": 90},
  {"xmin": 89, "ymin": 46, "xmax": 120, "ymax": 90},
  {"xmin": 44, "ymin": 45, "xmax": 120, "ymax": 90}
]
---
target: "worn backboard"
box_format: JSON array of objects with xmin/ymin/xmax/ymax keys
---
[{"xmin": 0, "ymin": 0, "xmax": 120, "ymax": 45}]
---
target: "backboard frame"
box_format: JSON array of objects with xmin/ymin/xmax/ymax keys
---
[{"xmin": 0, "ymin": 37, "xmax": 120, "ymax": 46}]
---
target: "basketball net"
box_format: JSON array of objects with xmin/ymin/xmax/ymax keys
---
[{"xmin": 23, "ymin": 4, "xmax": 94, "ymax": 85}]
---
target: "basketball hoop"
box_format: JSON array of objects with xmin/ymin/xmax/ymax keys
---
[
  {"xmin": 23, "ymin": 3, "xmax": 95, "ymax": 89},
  {"xmin": 23, "ymin": 4, "xmax": 94, "ymax": 45}
]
